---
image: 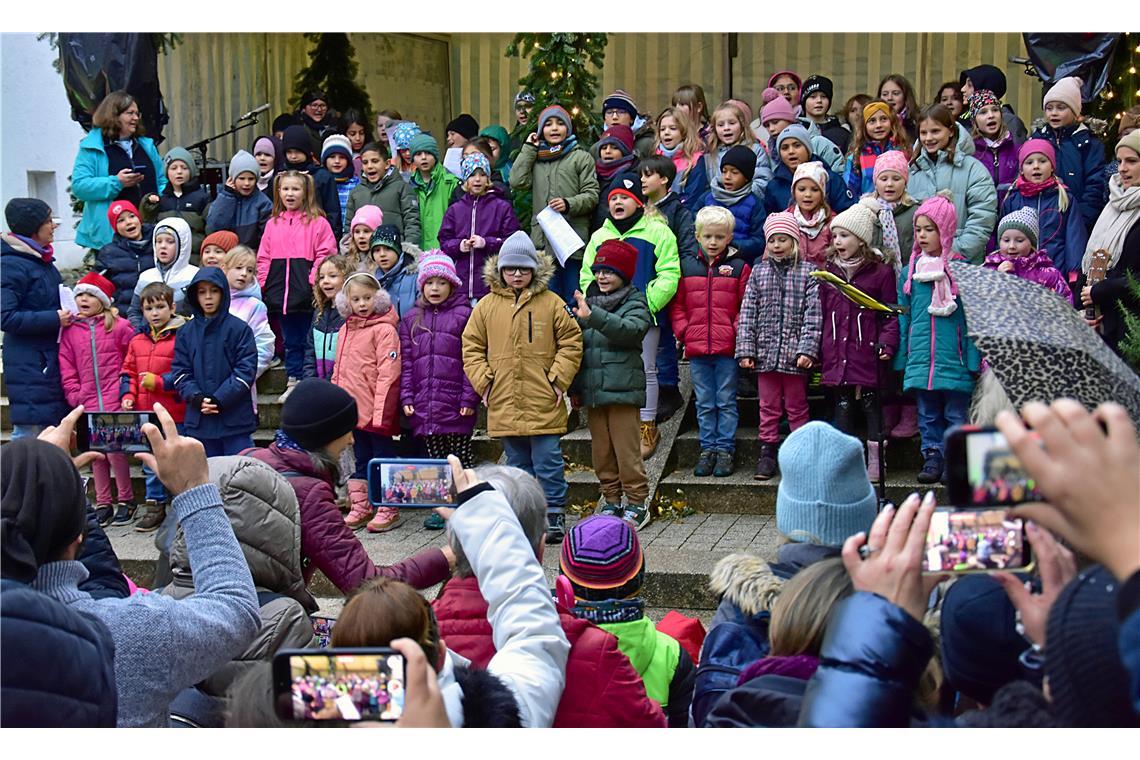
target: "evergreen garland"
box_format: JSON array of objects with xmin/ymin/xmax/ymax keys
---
[{"xmin": 1119, "ymin": 272, "xmax": 1140, "ymax": 372}]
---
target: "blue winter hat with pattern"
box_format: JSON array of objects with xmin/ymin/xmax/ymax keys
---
[
  {"xmin": 461, "ymin": 152, "xmax": 490, "ymax": 182},
  {"xmin": 391, "ymin": 122, "xmax": 422, "ymax": 151},
  {"xmin": 370, "ymin": 224, "xmax": 402, "ymax": 252}
]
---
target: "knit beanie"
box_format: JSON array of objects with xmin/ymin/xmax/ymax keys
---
[
  {"xmin": 1018, "ymin": 138, "xmax": 1056, "ymax": 170},
  {"xmin": 792, "ymin": 160, "xmax": 828, "ymax": 195},
  {"xmin": 445, "ymin": 114, "xmax": 480, "ymax": 140},
  {"xmin": 966, "ymin": 89, "xmax": 1001, "ymax": 116},
  {"xmin": 5, "ymin": 198, "xmax": 52, "ymax": 237},
  {"xmin": 959, "ymin": 64, "xmax": 1008, "ymax": 99},
  {"xmin": 350, "ymin": 205, "xmax": 384, "ymax": 233},
  {"xmin": 873, "ymin": 150, "xmax": 910, "ymax": 182},
  {"xmin": 370, "ymin": 224, "xmax": 402, "ymax": 253},
  {"xmin": 763, "ymin": 211, "xmax": 803, "ymax": 245},
  {"xmin": 408, "ymin": 133, "xmax": 440, "ymax": 161},
  {"xmin": 830, "ymin": 203, "xmax": 878, "ymax": 247},
  {"xmin": 321, "ymin": 134, "xmax": 353, "ymax": 163},
  {"xmin": 253, "ymin": 137, "xmax": 276, "ymax": 159},
  {"xmin": 862, "ymin": 101, "xmax": 892, "ymax": 123},
  {"xmin": 281, "ymin": 378, "xmax": 358, "ymax": 451},
  {"xmin": 107, "ymin": 199, "xmax": 139, "ymax": 231},
  {"xmin": 720, "ymin": 146, "xmax": 757, "ymax": 182},
  {"xmin": 607, "ymin": 170, "xmax": 647, "ymax": 206},
  {"xmin": 73, "ymin": 271, "xmax": 115, "ymax": 309},
  {"xmin": 913, "ymin": 194, "xmax": 957, "ymax": 258},
  {"xmin": 760, "ymin": 96, "xmax": 796, "ymax": 127},
  {"xmin": 299, "ymin": 90, "xmax": 328, "ymax": 109},
  {"xmin": 596, "ymin": 125, "xmax": 635, "ymax": 156},
  {"xmin": 775, "ymin": 124, "xmax": 812, "ymax": 156},
  {"xmin": 997, "ymin": 207, "xmax": 1040, "ymax": 249},
  {"xmin": 538, "ymin": 105, "xmax": 574, "ymax": 136},
  {"xmin": 775, "ymin": 421, "xmax": 878, "ymax": 546},
  {"xmin": 591, "ymin": 239, "xmax": 639, "ymax": 284},
  {"xmin": 726, "ymin": 99, "xmax": 754, "ymax": 125},
  {"xmin": 800, "ymin": 75, "xmax": 833, "ymax": 105},
  {"xmin": 1043, "ymin": 76, "xmax": 1083, "ymax": 116},
  {"xmin": 229, "ymin": 149, "xmax": 260, "ymax": 179},
  {"xmin": 201, "ymin": 230, "xmax": 238, "ymax": 255},
  {"xmin": 759, "ymin": 88, "xmax": 782, "ymax": 106},
  {"xmin": 281, "ymin": 125, "xmax": 313, "ymax": 157},
  {"xmin": 768, "ymin": 70, "xmax": 802, "ymax": 90},
  {"xmin": 560, "ymin": 515, "xmax": 645, "ymax": 602},
  {"xmin": 163, "ymin": 146, "xmax": 199, "ymax": 183},
  {"xmin": 940, "ymin": 574, "xmax": 1027, "ymax": 705},
  {"xmin": 602, "ymin": 89, "xmax": 639, "ymax": 119},
  {"xmin": 514, "ymin": 91, "xmax": 535, "ymax": 106},
  {"xmin": 1118, "ymin": 129, "xmax": 1140, "ymax": 158},
  {"xmin": 461, "ymin": 152, "xmax": 490, "ymax": 182},
  {"xmin": 417, "ymin": 251, "xmax": 463, "ymax": 291},
  {"xmin": 497, "ymin": 230, "xmax": 540, "ymax": 271},
  {"xmin": 272, "ymin": 113, "xmax": 300, "ymax": 134},
  {"xmin": 390, "ymin": 122, "xmax": 422, "ymax": 151}
]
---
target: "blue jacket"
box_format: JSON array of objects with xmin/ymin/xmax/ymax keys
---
[
  {"xmin": 693, "ymin": 597, "xmax": 772, "ymax": 727},
  {"xmin": 764, "ymin": 155, "xmax": 856, "ymax": 218},
  {"xmin": 1121, "ymin": 572, "xmax": 1140, "ymax": 713},
  {"xmin": 699, "ymin": 191, "xmax": 767, "ymax": 264},
  {"xmin": 677, "ymin": 158, "xmax": 712, "ymax": 210},
  {"xmin": 1000, "ymin": 186, "xmax": 1088, "ymax": 276},
  {"xmin": 205, "ymin": 185, "xmax": 273, "ymax": 250},
  {"xmin": 1032, "ymin": 123, "xmax": 1107, "ymax": 234},
  {"xmin": 94, "ymin": 228, "xmax": 156, "ymax": 315},
  {"xmin": 171, "ymin": 267, "xmax": 258, "ymax": 439},
  {"xmin": 0, "ymin": 579, "xmax": 118, "ymax": 727},
  {"xmin": 894, "ymin": 262, "xmax": 981, "ymax": 394},
  {"xmin": 0, "ymin": 234, "xmax": 70, "ymax": 426},
  {"xmin": 375, "ymin": 248, "xmax": 419, "ymax": 319},
  {"xmin": 78, "ymin": 506, "xmax": 130, "ymax": 601},
  {"xmin": 302, "ymin": 305, "xmax": 345, "ymax": 380},
  {"xmin": 72, "ymin": 129, "xmax": 166, "ymax": 250}
]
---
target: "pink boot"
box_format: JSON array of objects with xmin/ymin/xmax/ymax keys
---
[
  {"xmin": 366, "ymin": 507, "xmax": 403, "ymax": 533},
  {"xmin": 344, "ymin": 479, "xmax": 375, "ymax": 530},
  {"xmin": 867, "ymin": 441, "xmax": 884, "ymax": 483},
  {"xmin": 890, "ymin": 405, "xmax": 918, "ymax": 439}
]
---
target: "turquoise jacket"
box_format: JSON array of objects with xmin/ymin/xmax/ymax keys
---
[
  {"xmin": 894, "ymin": 261, "xmax": 981, "ymax": 394},
  {"xmin": 72, "ymin": 130, "xmax": 166, "ymax": 250}
]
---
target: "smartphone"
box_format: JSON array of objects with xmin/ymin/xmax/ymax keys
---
[
  {"xmin": 368, "ymin": 458, "xmax": 455, "ymax": 508},
  {"xmin": 76, "ymin": 411, "xmax": 154, "ymax": 453},
  {"xmin": 311, "ymin": 616, "xmax": 336, "ymax": 649},
  {"xmin": 273, "ymin": 648, "xmax": 406, "ymax": 722},
  {"xmin": 922, "ymin": 507, "xmax": 1034, "ymax": 574},
  {"xmin": 944, "ymin": 426, "xmax": 1042, "ymax": 507}
]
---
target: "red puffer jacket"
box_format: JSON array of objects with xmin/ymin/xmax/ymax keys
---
[
  {"xmin": 433, "ymin": 575, "xmax": 667, "ymax": 728},
  {"xmin": 120, "ymin": 316, "xmax": 187, "ymax": 422},
  {"xmin": 670, "ymin": 246, "xmax": 751, "ymax": 358}
]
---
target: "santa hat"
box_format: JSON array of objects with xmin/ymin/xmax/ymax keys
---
[{"xmin": 74, "ymin": 272, "xmax": 115, "ymax": 309}]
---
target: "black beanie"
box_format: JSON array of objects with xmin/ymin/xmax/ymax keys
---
[
  {"xmin": 273, "ymin": 113, "xmax": 301, "ymax": 133},
  {"xmin": 281, "ymin": 125, "xmax": 314, "ymax": 157},
  {"xmin": 281, "ymin": 379, "xmax": 358, "ymax": 451},
  {"xmin": 939, "ymin": 574, "xmax": 1027, "ymax": 705},
  {"xmin": 606, "ymin": 170, "xmax": 646, "ymax": 206},
  {"xmin": 801, "ymin": 75, "xmax": 834, "ymax": 105},
  {"xmin": 446, "ymin": 114, "xmax": 480, "ymax": 140},
  {"xmin": 721, "ymin": 146, "xmax": 757, "ymax": 182},
  {"xmin": 5, "ymin": 198, "xmax": 52, "ymax": 237},
  {"xmin": 300, "ymin": 90, "xmax": 329, "ymax": 109}
]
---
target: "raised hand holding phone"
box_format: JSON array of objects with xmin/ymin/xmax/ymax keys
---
[
  {"xmin": 134, "ymin": 402, "xmax": 210, "ymax": 497},
  {"xmin": 38, "ymin": 405, "xmax": 104, "ymax": 470},
  {"xmin": 992, "ymin": 523, "xmax": 1076, "ymax": 647}
]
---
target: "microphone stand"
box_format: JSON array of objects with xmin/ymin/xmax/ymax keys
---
[{"xmin": 186, "ymin": 112, "xmax": 265, "ymax": 169}]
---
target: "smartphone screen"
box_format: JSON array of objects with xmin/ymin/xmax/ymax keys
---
[
  {"xmin": 922, "ymin": 508, "xmax": 1032, "ymax": 574},
  {"xmin": 368, "ymin": 458, "xmax": 455, "ymax": 508},
  {"xmin": 311, "ymin": 616, "xmax": 335, "ymax": 649},
  {"xmin": 77, "ymin": 412, "xmax": 154, "ymax": 453},
  {"xmin": 274, "ymin": 649, "xmax": 405, "ymax": 722},
  {"xmin": 945, "ymin": 427, "xmax": 1042, "ymax": 506}
]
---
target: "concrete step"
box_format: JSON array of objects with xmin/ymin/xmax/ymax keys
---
[{"xmin": 669, "ymin": 426, "xmax": 926, "ymax": 470}]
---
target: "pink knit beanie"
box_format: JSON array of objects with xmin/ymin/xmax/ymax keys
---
[
  {"xmin": 873, "ymin": 150, "xmax": 910, "ymax": 183},
  {"xmin": 1018, "ymin": 139, "xmax": 1056, "ymax": 169},
  {"xmin": 350, "ymin": 205, "xmax": 384, "ymax": 233},
  {"xmin": 760, "ymin": 96, "xmax": 796, "ymax": 127}
]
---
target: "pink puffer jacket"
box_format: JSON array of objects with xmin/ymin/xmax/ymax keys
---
[{"xmin": 59, "ymin": 315, "xmax": 134, "ymax": 411}]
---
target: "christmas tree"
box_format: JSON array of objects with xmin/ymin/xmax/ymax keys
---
[
  {"xmin": 291, "ymin": 33, "xmax": 372, "ymax": 121},
  {"xmin": 1088, "ymin": 32, "xmax": 1138, "ymax": 140},
  {"xmin": 506, "ymin": 33, "xmax": 609, "ymax": 148}
]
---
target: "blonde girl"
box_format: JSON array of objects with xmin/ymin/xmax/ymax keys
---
[
  {"xmin": 655, "ymin": 106, "xmax": 706, "ymax": 205},
  {"xmin": 702, "ymin": 101, "xmax": 772, "ymax": 198}
]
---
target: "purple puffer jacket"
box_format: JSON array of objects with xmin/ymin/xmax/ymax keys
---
[
  {"xmin": 983, "ymin": 251, "xmax": 1073, "ymax": 305},
  {"xmin": 819, "ymin": 260, "xmax": 900, "ymax": 388},
  {"xmin": 398, "ymin": 291, "xmax": 479, "ymax": 436},
  {"xmin": 438, "ymin": 185, "xmax": 521, "ymax": 302}
]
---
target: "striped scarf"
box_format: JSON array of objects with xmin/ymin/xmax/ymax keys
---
[{"xmin": 537, "ymin": 135, "xmax": 579, "ymax": 162}]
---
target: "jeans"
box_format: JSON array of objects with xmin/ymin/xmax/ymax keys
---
[
  {"xmin": 279, "ymin": 311, "xmax": 312, "ymax": 380},
  {"xmin": 143, "ymin": 422, "xmax": 183, "ymax": 502},
  {"xmin": 833, "ymin": 386, "xmax": 882, "ymax": 441},
  {"xmin": 549, "ymin": 257, "xmax": 583, "ymax": 304},
  {"xmin": 690, "ymin": 356, "xmax": 739, "ymax": 452},
  {"xmin": 757, "ymin": 372, "xmax": 809, "ymax": 444},
  {"xmin": 501, "ymin": 434, "xmax": 567, "ymax": 513},
  {"xmin": 640, "ymin": 326, "xmax": 661, "ymax": 422},
  {"xmin": 352, "ymin": 429, "xmax": 397, "ymax": 480},
  {"xmin": 655, "ymin": 309, "xmax": 679, "ymax": 388},
  {"xmin": 915, "ymin": 389, "xmax": 971, "ymax": 455},
  {"xmin": 11, "ymin": 424, "xmax": 46, "ymax": 440},
  {"xmin": 200, "ymin": 434, "xmax": 254, "ymax": 458}
]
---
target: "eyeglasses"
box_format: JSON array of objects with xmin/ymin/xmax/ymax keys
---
[
  {"xmin": 502, "ymin": 267, "xmax": 532, "ymax": 276},
  {"xmin": 308, "ymin": 102, "xmax": 329, "ymax": 111},
  {"xmin": 774, "ymin": 84, "xmax": 797, "ymax": 94}
]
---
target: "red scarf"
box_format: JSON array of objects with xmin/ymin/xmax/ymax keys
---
[{"xmin": 1012, "ymin": 175, "xmax": 1059, "ymax": 198}]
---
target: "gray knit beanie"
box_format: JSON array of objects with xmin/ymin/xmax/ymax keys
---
[
  {"xmin": 229, "ymin": 149, "xmax": 260, "ymax": 180},
  {"xmin": 497, "ymin": 230, "xmax": 540, "ymax": 271}
]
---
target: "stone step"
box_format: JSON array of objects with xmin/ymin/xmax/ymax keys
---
[{"xmin": 669, "ymin": 426, "xmax": 926, "ymax": 470}]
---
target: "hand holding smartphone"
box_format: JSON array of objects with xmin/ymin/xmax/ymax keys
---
[
  {"xmin": 76, "ymin": 411, "xmax": 154, "ymax": 453},
  {"xmin": 922, "ymin": 507, "xmax": 1033, "ymax": 574},
  {"xmin": 273, "ymin": 649, "xmax": 406, "ymax": 722},
  {"xmin": 944, "ymin": 425, "xmax": 1042, "ymax": 507},
  {"xmin": 368, "ymin": 459, "xmax": 455, "ymax": 508}
]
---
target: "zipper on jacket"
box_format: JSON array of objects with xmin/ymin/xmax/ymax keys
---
[
  {"xmin": 927, "ymin": 314, "xmax": 936, "ymax": 390},
  {"xmin": 706, "ymin": 260, "xmax": 714, "ymax": 354},
  {"xmin": 528, "ymin": 311, "xmax": 533, "ymax": 343},
  {"xmin": 89, "ymin": 322, "xmax": 105, "ymax": 411}
]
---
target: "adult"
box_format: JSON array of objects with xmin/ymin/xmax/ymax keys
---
[
  {"xmin": 1, "ymin": 199, "xmax": 70, "ymax": 437},
  {"xmin": 769, "ymin": 70, "xmax": 802, "ymax": 114},
  {"xmin": 295, "ymin": 89, "xmax": 337, "ymax": 157},
  {"xmin": 959, "ymin": 64, "xmax": 1029, "ymax": 142},
  {"xmin": 1080, "ymin": 131, "xmax": 1140, "ymax": 355},
  {"xmin": 71, "ymin": 90, "xmax": 166, "ymax": 251},
  {"xmin": 243, "ymin": 378, "xmax": 453, "ymax": 595}
]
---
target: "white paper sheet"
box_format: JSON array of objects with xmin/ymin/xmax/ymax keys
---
[
  {"xmin": 443, "ymin": 147, "xmax": 464, "ymax": 178},
  {"xmin": 536, "ymin": 206, "xmax": 585, "ymax": 266},
  {"xmin": 59, "ymin": 284, "xmax": 78, "ymax": 315}
]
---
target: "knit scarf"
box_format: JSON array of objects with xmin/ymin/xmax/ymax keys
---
[
  {"xmin": 907, "ymin": 252, "xmax": 958, "ymax": 316},
  {"xmin": 875, "ymin": 197, "xmax": 902, "ymax": 263},
  {"xmin": 596, "ymin": 152, "xmax": 636, "ymax": 181},
  {"xmin": 274, "ymin": 429, "xmax": 307, "ymax": 452},
  {"xmin": 585, "ymin": 283, "xmax": 632, "ymax": 311},
  {"xmin": 793, "ymin": 205, "xmax": 828, "ymax": 240},
  {"xmin": 710, "ymin": 179, "xmax": 753, "ymax": 206},
  {"xmin": 258, "ymin": 168, "xmax": 275, "ymax": 193},
  {"xmin": 571, "ymin": 597, "xmax": 645, "ymax": 625},
  {"xmin": 1084, "ymin": 175, "xmax": 1140, "ymax": 271},
  {"xmin": 610, "ymin": 208, "xmax": 644, "ymax": 235},
  {"xmin": 329, "ymin": 164, "xmax": 356, "ymax": 183},
  {"xmin": 11, "ymin": 233, "xmax": 53, "ymax": 263},
  {"xmin": 657, "ymin": 143, "xmax": 680, "ymax": 158},
  {"xmin": 1012, "ymin": 175, "xmax": 1059, "ymax": 198},
  {"xmin": 537, "ymin": 135, "xmax": 579, "ymax": 162},
  {"xmin": 833, "ymin": 255, "xmax": 864, "ymax": 280}
]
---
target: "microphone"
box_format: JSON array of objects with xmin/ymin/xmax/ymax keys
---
[{"xmin": 239, "ymin": 103, "xmax": 271, "ymax": 121}]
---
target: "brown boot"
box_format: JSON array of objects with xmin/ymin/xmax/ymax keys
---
[
  {"xmin": 134, "ymin": 500, "xmax": 167, "ymax": 533},
  {"xmin": 639, "ymin": 421, "xmax": 660, "ymax": 460}
]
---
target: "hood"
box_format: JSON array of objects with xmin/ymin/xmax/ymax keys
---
[
  {"xmin": 231, "ymin": 282, "xmax": 262, "ymax": 301},
  {"xmin": 709, "ymin": 553, "xmax": 784, "ymax": 617},
  {"xmin": 481, "ymin": 251, "xmax": 556, "ymax": 297},
  {"xmin": 376, "ymin": 243, "xmax": 420, "ymax": 284},
  {"xmin": 608, "ymin": 616, "xmax": 658, "ymax": 673},
  {"xmin": 1, "ymin": 232, "xmax": 49, "ymax": 260},
  {"xmin": 960, "ymin": 64, "xmax": 1007, "ymax": 99},
  {"xmin": 480, "ymin": 125, "xmax": 512, "ymax": 169},
  {"xmin": 151, "ymin": 217, "xmax": 194, "ymax": 278},
  {"xmin": 151, "ymin": 313, "xmax": 187, "ymax": 340},
  {"xmin": 185, "ymin": 266, "xmax": 232, "ymax": 319}
]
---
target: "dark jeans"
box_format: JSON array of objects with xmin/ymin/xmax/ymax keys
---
[
  {"xmin": 915, "ymin": 389, "xmax": 971, "ymax": 455},
  {"xmin": 353, "ymin": 429, "xmax": 397, "ymax": 480},
  {"xmin": 833, "ymin": 387, "xmax": 882, "ymax": 441},
  {"xmin": 501, "ymin": 434, "xmax": 567, "ymax": 513},
  {"xmin": 655, "ymin": 307, "xmax": 679, "ymax": 388},
  {"xmin": 279, "ymin": 311, "xmax": 311, "ymax": 380},
  {"xmin": 200, "ymin": 434, "xmax": 254, "ymax": 457}
]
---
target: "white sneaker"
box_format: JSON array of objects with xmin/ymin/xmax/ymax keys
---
[{"xmin": 278, "ymin": 377, "xmax": 300, "ymax": 403}]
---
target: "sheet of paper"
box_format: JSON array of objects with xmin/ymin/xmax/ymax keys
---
[
  {"xmin": 59, "ymin": 284, "xmax": 78, "ymax": 314},
  {"xmin": 536, "ymin": 205, "xmax": 586, "ymax": 266},
  {"xmin": 443, "ymin": 147, "xmax": 464, "ymax": 178}
]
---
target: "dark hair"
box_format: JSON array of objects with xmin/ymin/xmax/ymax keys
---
[
  {"xmin": 878, "ymin": 74, "xmax": 920, "ymax": 121},
  {"xmin": 639, "ymin": 155, "xmax": 677, "ymax": 185},
  {"xmin": 914, "ymin": 103, "xmax": 959, "ymax": 163},
  {"xmin": 360, "ymin": 141, "xmax": 390, "ymax": 161},
  {"xmin": 139, "ymin": 281, "xmax": 175, "ymax": 307},
  {"xmin": 466, "ymin": 136, "xmax": 495, "ymax": 164},
  {"xmin": 935, "ymin": 81, "xmax": 963, "ymax": 107},
  {"xmin": 339, "ymin": 108, "xmax": 374, "ymax": 145}
]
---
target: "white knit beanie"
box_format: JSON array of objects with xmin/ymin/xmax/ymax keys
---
[
  {"xmin": 1043, "ymin": 76, "xmax": 1083, "ymax": 116},
  {"xmin": 830, "ymin": 203, "xmax": 878, "ymax": 247}
]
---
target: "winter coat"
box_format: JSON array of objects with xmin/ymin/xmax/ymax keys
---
[
  {"xmin": 700, "ymin": 190, "xmax": 768, "ymax": 264},
  {"xmin": 399, "ymin": 291, "xmax": 479, "ymax": 436},
  {"xmin": 765, "ymin": 155, "xmax": 856, "ymax": 219},
  {"xmin": 432, "ymin": 574, "xmax": 667, "ymax": 728},
  {"xmin": 463, "ymin": 253, "xmax": 582, "ymax": 437},
  {"xmin": 1000, "ymin": 185, "xmax": 1088, "ymax": 276},
  {"xmin": 94, "ymin": 230, "xmax": 155, "ymax": 315},
  {"xmin": 972, "ymin": 133, "xmax": 1021, "ymax": 201},
  {"xmin": 670, "ymin": 245, "xmax": 751, "ymax": 358},
  {"xmin": 256, "ymin": 209, "xmax": 337, "ymax": 315},
  {"xmin": 580, "ymin": 213, "xmax": 681, "ymax": 319},
  {"xmin": 171, "ymin": 267, "xmax": 258, "ymax": 439},
  {"xmin": 205, "ymin": 186, "xmax": 273, "ymax": 250},
  {"xmin": 1083, "ymin": 217, "xmax": 1140, "ymax": 354},
  {"xmin": 72, "ymin": 129, "xmax": 166, "ymax": 250},
  {"xmin": 120, "ymin": 315, "xmax": 187, "ymax": 421},
  {"xmin": 844, "ymin": 139, "xmax": 906, "ymax": 198},
  {"xmin": 736, "ymin": 257, "xmax": 822, "ymax": 374},
  {"xmin": 244, "ymin": 444, "xmax": 451, "ymax": 594},
  {"xmin": 229, "ymin": 284, "xmax": 275, "ymax": 377},
  {"xmin": 908, "ymin": 138, "xmax": 998, "ymax": 263},
  {"xmin": 676, "ymin": 155, "xmax": 712, "ymax": 209},
  {"xmin": 699, "ymin": 143, "xmax": 772, "ymax": 200},
  {"xmin": 864, "ymin": 195, "xmax": 918, "ymax": 268},
  {"xmin": 509, "ymin": 142, "xmax": 600, "ymax": 253},
  {"xmin": 570, "ymin": 283, "xmax": 651, "ymax": 409},
  {"xmin": 439, "ymin": 186, "xmax": 522, "ymax": 302},
  {"xmin": 143, "ymin": 183, "xmax": 210, "ymax": 261},
  {"xmin": 375, "ymin": 246, "xmax": 420, "ymax": 318},
  {"xmin": 59, "ymin": 315, "xmax": 134, "ymax": 411},
  {"xmin": 894, "ymin": 259, "xmax": 982, "ymax": 394},
  {"xmin": 302, "ymin": 305, "xmax": 344, "ymax": 380},
  {"xmin": 1032, "ymin": 123, "xmax": 1107, "ymax": 233},
  {"xmin": 128, "ymin": 221, "xmax": 199, "ymax": 331},
  {"xmin": 411, "ymin": 163, "xmax": 462, "ymax": 249},
  {"xmin": 345, "ymin": 167, "xmax": 422, "ymax": 246},
  {"xmin": 0, "ymin": 234, "xmax": 69, "ymax": 425},
  {"xmin": 332, "ymin": 305, "xmax": 401, "ymax": 435},
  {"xmin": 819, "ymin": 260, "xmax": 900, "ymax": 388},
  {"xmin": 0, "ymin": 579, "xmax": 118, "ymax": 727},
  {"xmin": 983, "ymin": 251, "xmax": 1073, "ymax": 304},
  {"xmin": 704, "ymin": 659, "xmax": 815, "ymax": 728},
  {"xmin": 653, "ymin": 192, "xmax": 699, "ymax": 262},
  {"xmin": 1124, "ymin": 582, "xmax": 1140, "ymax": 714},
  {"xmin": 596, "ymin": 614, "xmax": 695, "ymax": 728},
  {"xmin": 806, "ymin": 115, "xmax": 851, "ymax": 155}
]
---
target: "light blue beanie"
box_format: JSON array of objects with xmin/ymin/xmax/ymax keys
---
[
  {"xmin": 776, "ymin": 124, "xmax": 812, "ymax": 155},
  {"xmin": 775, "ymin": 421, "xmax": 878, "ymax": 547}
]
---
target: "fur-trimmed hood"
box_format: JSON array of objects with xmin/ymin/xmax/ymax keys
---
[
  {"xmin": 709, "ymin": 553, "xmax": 785, "ymax": 617},
  {"xmin": 481, "ymin": 250, "xmax": 556, "ymax": 297}
]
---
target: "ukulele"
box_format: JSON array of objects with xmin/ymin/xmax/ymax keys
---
[{"xmin": 1084, "ymin": 248, "xmax": 1111, "ymax": 334}]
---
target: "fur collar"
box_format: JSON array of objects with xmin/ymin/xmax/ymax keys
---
[
  {"xmin": 481, "ymin": 251, "xmax": 556, "ymax": 297},
  {"xmin": 709, "ymin": 553, "xmax": 784, "ymax": 617}
]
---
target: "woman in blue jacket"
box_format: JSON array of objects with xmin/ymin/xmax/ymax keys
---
[{"xmin": 71, "ymin": 91, "xmax": 166, "ymax": 251}]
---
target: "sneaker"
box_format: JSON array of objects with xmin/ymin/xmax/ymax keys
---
[
  {"xmin": 655, "ymin": 386, "xmax": 684, "ymax": 423},
  {"xmin": 693, "ymin": 450, "xmax": 716, "ymax": 477},
  {"xmin": 95, "ymin": 504, "xmax": 114, "ymax": 527},
  {"xmin": 917, "ymin": 451, "xmax": 944, "ymax": 484},
  {"xmin": 713, "ymin": 450, "xmax": 735, "ymax": 478},
  {"xmin": 596, "ymin": 499, "xmax": 623, "ymax": 517},
  {"xmin": 621, "ymin": 502, "xmax": 651, "ymax": 530},
  {"xmin": 110, "ymin": 501, "xmax": 138, "ymax": 525},
  {"xmin": 754, "ymin": 443, "xmax": 778, "ymax": 481},
  {"xmin": 366, "ymin": 508, "xmax": 403, "ymax": 533},
  {"xmin": 268, "ymin": 356, "xmax": 284, "ymax": 370},
  {"xmin": 545, "ymin": 513, "xmax": 566, "ymax": 544},
  {"xmin": 278, "ymin": 376, "xmax": 300, "ymax": 403},
  {"xmin": 423, "ymin": 512, "xmax": 446, "ymax": 530},
  {"xmin": 639, "ymin": 421, "xmax": 660, "ymax": 459},
  {"xmin": 134, "ymin": 501, "xmax": 167, "ymax": 533}
]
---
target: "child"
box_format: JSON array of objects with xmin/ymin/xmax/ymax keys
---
[
  {"xmin": 408, "ymin": 133, "xmax": 461, "ymax": 250},
  {"xmin": 321, "ymin": 134, "xmax": 359, "ymax": 226},
  {"xmin": 983, "ymin": 208, "xmax": 1073, "ymax": 304},
  {"xmin": 591, "ymin": 124, "xmax": 639, "ymax": 233},
  {"xmin": 205, "ymin": 150, "xmax": 273, "ymax": 249},
  {"xmin": 59, "ymin": 272, "xmax": 135, "ymax": 525},
  {"xmin": 128, "ymin": 217, "xmax": 199, "ymax": 331},
  {"xmin": 462, "ymin": 231, "xmax": 583, "ymax": 543},
  {"xmin": 569, "ymin": 240, "xmax": 652, "ymax": 527},
  {"xmin": 340, "ymin": 108, "xmax": 372, "ymax": 177},
  {"xmin": 843, "ymin": 100, "xmax": 910, "ymax": 198},
  {"xmin": 439, "ymin": 152, "xmax": 521, "ymax": 303},
  {"xmin": 398, "ymin": 253, "xmax": 479, "ymax": 530},
  {"xmin": 799, "ymin": 74, "xmax": 851, "ymax": 154},
  {"xmin": 879, "ymin": 74, "xmax": 921, "ymax": 145},
  {"xmin": 345, "ymin": 141, "xmax": 422, "ymax": 246},
  {"xmin": 736, "ymin": 212, "xmax": 821, "ymax": 481},
  {"xmin": 969, "ymin": 90, "xmax": 1021, "ymax": 200},
  {"xmin": 142, "ymin": 147, "xmax": 210, "ymax": 262},
  {"xmin": 257, "ymin": 170, "xmax": 337, "ymax": 393},
  {"xmin": 655, "ymin": 107, "xmax": 707, "ymax": 208},
  {"xmin": 369, "ymin": 224, "xmax": 420, "ymax": 318},
  {"xmin": 389, "ymin": 121, "xmax": 421, "ymax": 182},
  {"xmin": 94, "ymin": 200, "xmax": 154, "ymax": 315},
  {"xmin": 224, "ymin": 245, "xmax": 277, "ymax": 378},
  {"xmin": 699, "ymin": 147, "xmax": 766, "ymax": 263},
  {"xmin": 509, "ymin": 104, "xmax": 601, "ymax": 302},
  {"xmin": 342, "ymin": 204, "xmax": 384, "ymax": 271},
  {"xmin": 252, "ymin": 134, "xmax": 285, "ymax": 201},
  {"xmin": 581, "ymin": 172, "xmax": 680, "ymax": 458},
  {"xmin": 119, "ymin": 281, "xmax": 186, "ymax": 532},
  {"xmin": 478, "ymin": 124, "xmax": 514, "ymax": 186},
  {"xmin": 280, "ymin": 125, "xmax": 343, "ymax": 238},
  {"xmin": 860, "ymin": 150, "xmax": 918, "ymax": 270},
  {"xmin": 1000, "ymin": 139, "xmax": 1088, "ymax": 280},
  {"xmin": 445, "ymin": 113, "xmax": 479, "ymax": 150},
  {"xmin": 672, "ymin": 83, "xmax": 712, "ymax": 145},
  {"xmin": 819, "ymin": 203, "xmax": 900, "ymax": 482},
  {"xmin": 765, "ymin": 125, "xmax": 854, "ymax": 219},
  {"xmin": 787, "ymin": 161, "xmax": 835, "ymax": 266},
  {"xmin": 907, "ymin": 104, "xmax": 998, "ymax": 264},
  {"xmin": 1032, "ymin": 76, "xmax": 1107, "ymax": 233},
  {"xmin": 698, "ymin": 101, "xmax": 771, "ymax": 200},
  {"xmin": 670, "ymin": 206, "xmax": 751, "ymax": 478},
  {"xmin": 894, "ymin": 194, "xmax": 981, "ymax": 483},
  {"xmin": 199, "ymin": 229, "xmax": 239, "ymax": 269},
  {"xmin": 331, "ymin": 272, "xmax": 402, "ymax": 533},
  {"xmin": 303, "ymin": 254, "xmax": 352, "ymax": 380},
  {"xmin": 172, "ymin": 267, "xmax": 259, "ymax": 457}
]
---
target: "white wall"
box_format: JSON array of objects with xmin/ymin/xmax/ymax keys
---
[{"xmin": 1, "ymin": 33, "xmax": 88, "ymax": 270}]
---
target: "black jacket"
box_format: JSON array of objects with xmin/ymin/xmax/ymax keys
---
[
  {"xmin": 704, "ymin": 674, "xmax": 807, "ymax": 727},
  {"xmin": 94, "ymin": 227, "xmax": 156, "ymax": 314}
]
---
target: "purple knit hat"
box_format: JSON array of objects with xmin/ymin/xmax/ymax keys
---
[
  {"xmin": 417, "ymin": 251, "xmax": 462, "ymax": 291},
  {"xmin": 559, "ymin": 515, "xmax": 645, "ymax": 601}
]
